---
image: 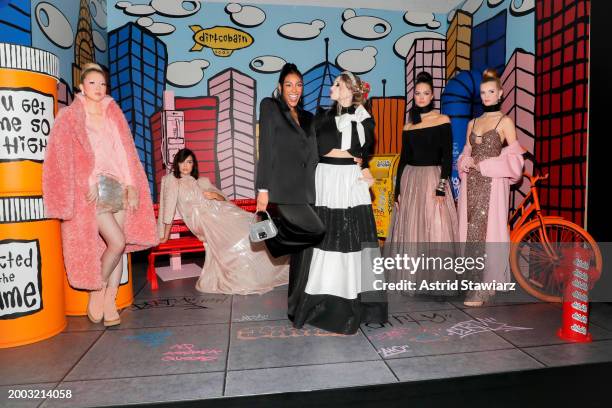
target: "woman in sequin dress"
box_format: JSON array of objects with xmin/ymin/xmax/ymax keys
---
[
  {"xmin": 158, "ymin": 149, "xmax": 289, "ymax": 295},
  {"xmin": 457, "ymin": 69, "xmax": 525, "ymax": 307}
]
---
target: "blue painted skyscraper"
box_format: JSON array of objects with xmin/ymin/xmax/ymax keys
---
[
  {"xmin": 471, "ymin": 10, "xmax": 507, "ymax": 74},
  {"xmin": 0, "ymin": 0, "xmax": 31, "ymax": 46},
  {"xmin": 108, "ymin": 23, "xmax": 167, "ymax": 198},
  {"xmin": 302, "ymin": 38, "xmax": 342, "ymax": 113}
]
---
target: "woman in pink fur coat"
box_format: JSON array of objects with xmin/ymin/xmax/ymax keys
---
[
  {"xmin": 457, "ymin": 69, "xmax": 525, "ymax": 307},
  {"xmin": 43, "ymin": 63, "xmax": 157, "ymax": 326}
]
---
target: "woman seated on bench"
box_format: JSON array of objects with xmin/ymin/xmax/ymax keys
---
[{"xmin": 158, "ymin": 148, "xmax": 289, "ymax": 295}]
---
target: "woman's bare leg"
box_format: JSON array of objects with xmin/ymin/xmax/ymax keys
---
[
  {"xmin": 96, "ymin": 210, "xmax": 126, "ymax": 326},
  {"xmin": 96, "ymin": 211, "xmax": 126, "ymax": 285}
]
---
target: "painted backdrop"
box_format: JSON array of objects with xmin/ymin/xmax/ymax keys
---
[{"xmin": 1, "ymin": 0, "xmax": 590, "ymax": 226}]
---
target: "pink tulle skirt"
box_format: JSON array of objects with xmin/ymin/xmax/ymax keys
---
[{"xmin": 384, "ymin": 165, "xmax": 459, "ymax": 295}]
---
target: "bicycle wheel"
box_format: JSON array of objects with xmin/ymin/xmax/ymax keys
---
[{"xmin": 510, "ymin": 218, "xmax": 602, "ymax": 302}]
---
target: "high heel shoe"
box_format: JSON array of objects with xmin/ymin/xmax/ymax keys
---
[
  {"xmin": 103, "ymin": 287, "xmax": 121, "ymax": 327},
  {"xmin": 87, "ymin": 284, "xmax": 106, "ymax": 323},
  {"xmin": 463, "ymin": 301, "xmax": 484, "ymax": 307}
]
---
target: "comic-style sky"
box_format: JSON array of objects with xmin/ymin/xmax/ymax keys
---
[{"xmin": 29, "ymin": 0, "xmax": 534, "ymax": 107}]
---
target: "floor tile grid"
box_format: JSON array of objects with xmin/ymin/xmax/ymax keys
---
[
  {"xmin": 223, "ymin": 315, "xmax": 391, "ymax": 395},
  {"xmin": 221, "ymin": 295, "xmax": 234, "ymax": 397},
  {"xmin": 459, "ymin": 303, "xmax": 560, "ymax": 364},
  {"xmin": 373, "ymin": 303, "xmax": 547, "ymax": 381},
  {"xmin": 460, "ymin": 303, "xmax": 612, "ymax": 351},
  {"xmin": 32, "ymin": 330, "xmax": 108, "ymax": 408},
  {"xmin": 357, "ymin": 315, "xmax": 411, "ymax": 383},
  {"xmin": 48, "ymin": 276, "xmax": 612, "ymax": 401},
  {"xmin": 457, "ymin": 302, "xmax": 612, "ymax": 369},
  {"xmin": 369, "ymin": 309, "xmax": 527, "ymax": 364}
]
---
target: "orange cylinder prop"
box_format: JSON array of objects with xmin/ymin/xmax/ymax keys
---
[{"xmin": 0, "ymin": 44, "xmax": 66, "ymax": 348}]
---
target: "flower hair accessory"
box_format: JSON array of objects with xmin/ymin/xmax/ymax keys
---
[{"xmin": 361, "ymin": 82, "xmax": 371, "ymax": 100}]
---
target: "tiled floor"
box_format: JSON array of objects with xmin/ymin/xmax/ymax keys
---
[{"xmin": 2, "ymin": 263, "xmax": 612, "ymax": 407}]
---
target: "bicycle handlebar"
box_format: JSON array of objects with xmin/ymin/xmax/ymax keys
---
[{"xmin": 523, "ymin": 172, "xmax": 549, "ymax": 186}]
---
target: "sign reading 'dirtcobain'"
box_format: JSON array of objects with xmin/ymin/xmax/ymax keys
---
[
  {"xmin": 0, "ymin": 88, "xmax": 53, "ymax": 162},
  {"xmin": 0, "ymin": 240, "xmax": 43, "ymax": 319}
]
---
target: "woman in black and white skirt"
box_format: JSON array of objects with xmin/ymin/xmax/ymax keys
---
[{"xmin": 289, "ymin": 71, "xmax": 388, "ymax": 334}]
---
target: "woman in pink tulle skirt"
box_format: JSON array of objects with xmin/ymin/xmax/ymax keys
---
[{"xmin": 384, "ymin": 72, "xmax": 459, "ymax": 296}]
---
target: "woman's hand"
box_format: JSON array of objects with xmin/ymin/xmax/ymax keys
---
[
  {"xmin": 160, "ymin": 223, "xmax": 171, "ymax": 244},
  {"xmin": 203, "ymin": 191, "xmax": 225, "ymax": 201},
  {"xmin": 461, "ymin": 156, "xmax": 476, "ymax": 173},
  {"xmin": 353, "ymin": 157, "xmax": 363, "ymax": 166},
  {"xmin": 126, "ymin": 185, "xmax": 139, "ymax": 211},
  {"xmin": 256, "ymin": 191, "xmax": 269, "ymax": 212},
  {"xmin": 86, "ymin": 184, "xmax": 98, "ymax": 203},
  {"xmin": 359, "ymin": 168, "xmax": 375, "ymax": 187}
]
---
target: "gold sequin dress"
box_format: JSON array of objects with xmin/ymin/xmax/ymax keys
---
[{"xmin": 465, "ymin": 125, "xmax": 503, "ymax": 302}]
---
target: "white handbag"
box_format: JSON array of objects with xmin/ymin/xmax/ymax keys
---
[{"xmin": 249, "ymin": 211, "xmax": 278, "ymax": 242}]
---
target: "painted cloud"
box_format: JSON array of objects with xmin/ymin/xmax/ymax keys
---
[
  {"xmin": 394, "ymin": 31, "xmax": 445, "ymax": 58},
  {"xmin": 35, "ymin": 2, "xmax": 74, "ymax": 49},
  {"xmin": 403, "ymin": 12, "xmax": 441, "ymax": 29},
  {"xmin": 150, "ymin": 0, "xmax": 200, "ymax": 18},
  {"xmin": 225, "ymin": 3, "xmax": 266, "ymax": 27},
  {"xmin": 510, "ymin": 0, "xmax": 535, "ymax": 17},
  {"xmin": 92, "ymin": 30, "xmax": 107, "ymax": 52},
  {"xmin": 336, "ymin": 46, "xmax": 377, "ymax": 74},
  {"xmin": 116, "ymin": 0, "xmax": 200, "ymax": 18},
  {"xmin": 137, "ymin": 17, "xmax": 176, "ymax": 35},
  {"xmin": 277, "ymin": 20, "xmax": 325, "ymax": 40},
  {"xmin": 250, "ymin": 55, "xmax": 286, "ymax": 73},
  {"xmin": 167, "ymin": 59, "xmax": 210, "ymax": 88},
  {"xmin": 115, "ymin": 1, "xmax": 155, "ymax": 16},
  {"xmin": 447, "ymin": 0, "xmax": 485, "ymax": 22},
  {"xmin": 341, "ymin": 9, "xmax": 392, "ymax": 40},
  {"xmin": 90, "ymin": 0, "xmax": 107, "ymax": 29}
]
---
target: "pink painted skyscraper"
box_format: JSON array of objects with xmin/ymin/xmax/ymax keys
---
[
  {"xmin": 405, "ymin": 38, "xmax": 446, "ymax": 123},
  {"xmin": 501, "ymin": 49, "xmax": 535, "ymax": 212},
  {"xmin": 208, "ymin": 68, "xmax": 257, "ymax": 199}
]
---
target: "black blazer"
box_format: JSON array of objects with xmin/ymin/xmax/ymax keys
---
[{"xmin": 256, "ymin": 97, "xmax": 317, "ymax": 204}]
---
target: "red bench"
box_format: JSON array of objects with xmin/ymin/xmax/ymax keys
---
[{"xmin": 147, "ymin": 198, "xmax": 257, "ymax": 290}]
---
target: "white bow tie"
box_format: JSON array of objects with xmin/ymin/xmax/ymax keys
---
[{"xmin": 335, "ymin": 105, "xmax": 371, "ymax": 151}]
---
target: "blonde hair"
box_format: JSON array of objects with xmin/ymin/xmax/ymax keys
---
[
  {"xmin": 80, "ymin": 63, "xmax": 105, "ymax": 84},
  {"xmin": 481, "ymin": 68, "xmax": 502, "ymax": 89}
]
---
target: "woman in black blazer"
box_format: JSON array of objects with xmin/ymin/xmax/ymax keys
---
[{"xmin": 256, "ymin": 64, "xmax": 326, "ymax": 312}]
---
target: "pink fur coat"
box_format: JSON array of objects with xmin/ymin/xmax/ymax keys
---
[
  {"xmin": 457, "ymin": 140, "xmax": 524, "ymax": 283},
  {"xmin": 42, "ymin": 94, "xmax": 158, "ymax": 290}
]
